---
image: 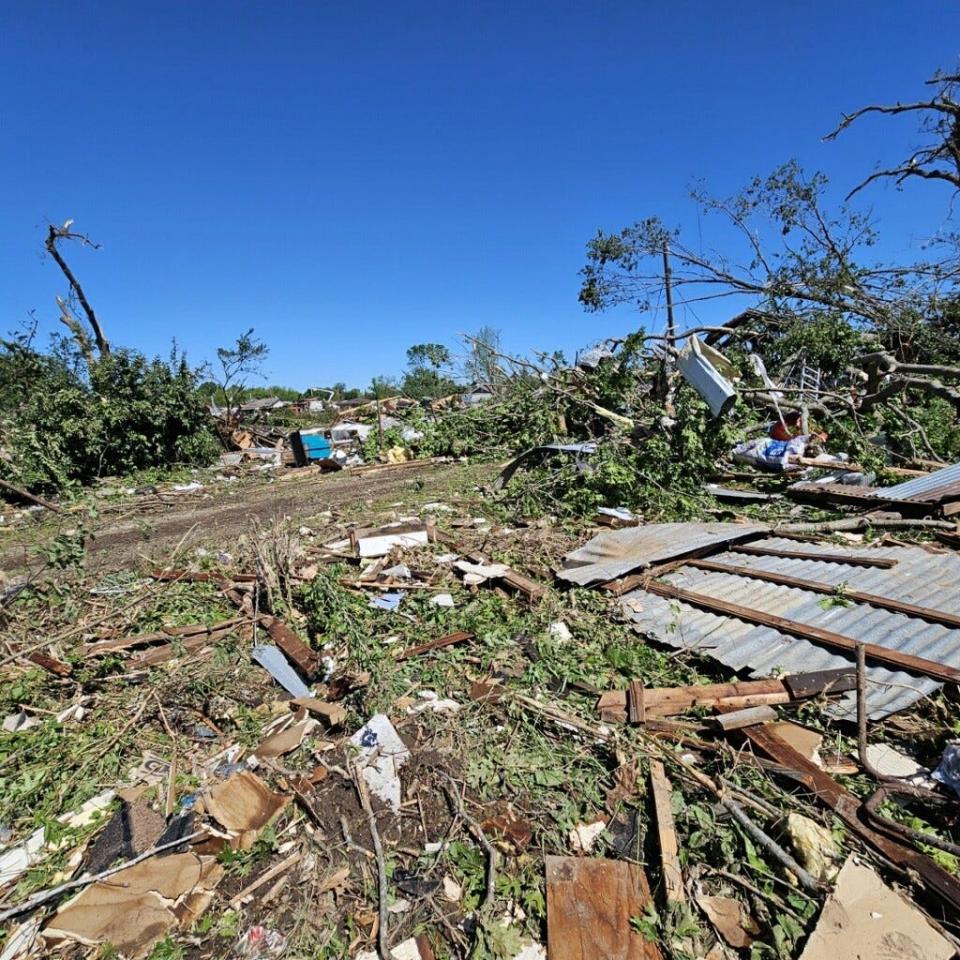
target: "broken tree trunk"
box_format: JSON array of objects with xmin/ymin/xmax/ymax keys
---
[{"xmin": 45, "ymin": 224, "xmax": 109, "ymax": 358}]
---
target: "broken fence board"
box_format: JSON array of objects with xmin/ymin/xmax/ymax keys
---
[{"xmin": 545, "ymin": 855, "xmax": 663, "ymax": 960}]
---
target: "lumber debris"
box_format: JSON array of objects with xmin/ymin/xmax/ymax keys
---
[
  {"xmin": 649, "ymin": 760, "xmax": 685, "ymax": 904},
  {"xmin": 598, "ymin": 668, "xmax": 855, "ymax": 724},
  {"xmin": 545, "ymin": 855, "xmax": 663, "ymax": 960}
]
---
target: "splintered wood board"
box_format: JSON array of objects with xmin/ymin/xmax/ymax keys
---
[{"xmin": 545, "ymin": 856, "xmax": 663, "ymax": 960}]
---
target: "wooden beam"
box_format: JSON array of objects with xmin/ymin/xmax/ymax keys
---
[
  {"xmin": 597, "ymin": 669, "xmax": 856, "ymax": 724},
  {"xmin": 546, "ymin": 856, "xmax": 663, "ymax": 960},
  {"xmin": 728, "ymin": 543, "xmax": 897, "ymax": 569},
  {"xmin": 649, "ymin": 761, "xmax": 685, "ymax": 904},
  {"xmin": 397, "ymin": 631, "xmax": 473, "ymax": 661},
  {"xmin": 687, "ymin": 557, "xmax": 960, "ymax": 630},
  {"xmin": 643, "ymin": 580, "xmax": 960, "ymax": 685}
]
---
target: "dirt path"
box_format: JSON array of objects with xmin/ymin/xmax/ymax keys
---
[{"xmin": 0, "ymin": 460, "xmax": 471, "ymax": 574}]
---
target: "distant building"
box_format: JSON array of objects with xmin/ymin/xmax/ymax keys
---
[
  {"xmin": 238, "ymin": 397, "xmax": 287, "ymax": 416},
  {"xmin": 462, "ymin": 383, "xmax": 495, "ymax": 407}
]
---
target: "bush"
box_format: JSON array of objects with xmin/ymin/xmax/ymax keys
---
[{"xmin": 0, "ymin": 339, "xmax": 219, "ymax": 494}]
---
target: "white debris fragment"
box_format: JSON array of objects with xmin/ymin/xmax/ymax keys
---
[
  {"xmin": 569, "ymin": 818, "xmax": 606, "ymax": 854},
  {"xmin": 455, "ymin": 560, "xmax": 508, "ymax": 586},
  {"xmin": 430, "ymin": 592, "xmax": 455, "ymax": 608},
  {"xmin": 173, "ymin": 481, "xmax": 204, "ymax": 493},
  {"xmin": 865, "ymin": 743, "xmax": 938, "ymax": 790},
  {"xmin": 442, "ymin": 875, "xmax": 463, "ymax": 902},
  {"xmin": 2, "ymin": 712, "xmax": 38, "ymax": 733},
  {"xmin": 547, "ymin": 621, "xmax": 572, "ymax": 643},
  {"xmin": 349, "ymin": 714, "xmax": 411, "ymax": 813},
  {"xmin": 409, "ymin": 693, "xmax": 461, "ymax": 716},
  {"xmin": 513, "ymin": 943, "xmax": 547, "ymax": 960}
]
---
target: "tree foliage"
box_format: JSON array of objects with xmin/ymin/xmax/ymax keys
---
[{"xmin": 0, "ymin": 333, "xmax": 218, "ymax": 494}]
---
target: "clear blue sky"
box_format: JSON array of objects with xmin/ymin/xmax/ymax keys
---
[{"xmin": 1, "ymin": 2, "xmax": 957, "ymax": 389}]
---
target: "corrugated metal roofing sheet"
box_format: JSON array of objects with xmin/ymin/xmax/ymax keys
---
[
  {"xmin": 790, "ymin": 461, "xmax": 960, "ymax": 506},
  {"xmin": 879, "ymin": 461, "xmax": 960, "ymax": 503},
  {"xmin": 621, "ymin": 537, "xmax": 960, "ymax": 719},
  {"xmin": 558, "ymin": 522, "xmax": 769, "ymax": 586}
]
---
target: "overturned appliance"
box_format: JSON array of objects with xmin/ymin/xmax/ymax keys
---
[{"xmin": 677, "ymin": 337, "xmax": 738, "ymax": 418}]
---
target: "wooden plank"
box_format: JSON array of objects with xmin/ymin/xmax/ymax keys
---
[
  {"xmin": 498, "ymin": 567, "xmax": 546, "ymax": 601},
  {"xmin": 397, "ymin": 631, "xmax": 473, "ymax": 661},
  {"xmin": 545, "ymin": 856, "xmax": 663, "ymax": 960},
  {"xmin": 713, "ymin": 705, "xmax": 777, "ymax": 731},
  {"xmin": 649, "ymin": 761, "xmax": 685, "ymax": 904},
  {"xmin": 728, "ymin": 543, "xmax": 897, "ymax": 569},
  {"xmin": 644, "ymin": 580, "xmax": 960, "ymax": 685},
  {"xmin": 263, "ymin": 617, "xmax": 322, "ymax": 678},
  {"xmin": 289, "ymin": 698, "xmax": 347, "ymax": 728},
  {"xmin": 26, "ymin": 652, "xmax": 72, "ymax": 677},
  {"xmin": 740, "ymin": 724, "xmax": 960, "ymax": 914},
  {"xmin": 687, "ymin": 558, "xmax": 960, "ymax": 629},
  {"xmin": 627, "ymin": 680, "xmax": 645, "ymax": 724},
  {"xmin": 81, "ymin": 617, "xmax": 248, "ymax": 657},
  {"xmin": 598, "ymin": 670, "xmax": 855, "ymax": 724}
]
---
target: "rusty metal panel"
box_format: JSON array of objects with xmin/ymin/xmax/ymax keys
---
[
  {"xmin": 558, "ymin": 522, "xmax": 768, "ymax": 587},
  {"xmin": 621, "ymin": 540, "xmax": 960, "ymax": 719}
]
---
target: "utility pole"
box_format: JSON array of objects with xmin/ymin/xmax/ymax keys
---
[{"xmin": 662, "ymin": 239, "xmax": 677, "ymax": 419}]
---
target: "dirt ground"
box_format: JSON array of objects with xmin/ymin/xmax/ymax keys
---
[{"xmin": 0, "ymin": 460, "xmax": 487, "ymax": 575}]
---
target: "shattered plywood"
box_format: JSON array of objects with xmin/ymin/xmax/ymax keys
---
[{"xmin": 545, "ymin": 856, "xmax": 663, "ymax": 960}]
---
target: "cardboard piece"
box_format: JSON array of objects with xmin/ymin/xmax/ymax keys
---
[
  {"xmin": 696, "ymin": 896, "xmax": 759, "ymax": 948},
  {"xmin": 799, "ymin": 858, "xmax": 954, "ymax": 960},
  {"xmin": 44, "ymin": 852, "xmax": 224, "ymax": 959},
  {"xmin": 205, "ymin": 770, "xmax": 288, "ymax": 848}
]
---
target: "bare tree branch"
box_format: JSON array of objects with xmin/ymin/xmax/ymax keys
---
[{"xmin": 44, "ymin": 222, "xmax": 109, "ymax": 358}]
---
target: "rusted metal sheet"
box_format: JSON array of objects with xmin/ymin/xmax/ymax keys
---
[
  {"xmin": 622, "ymin": 541, "xmax": 960, "ymax": 718},
  {"xmin": 559, "ymin": 522, "xmax": 768, "ymax": 586}
]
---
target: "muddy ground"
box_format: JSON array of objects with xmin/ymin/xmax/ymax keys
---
[{"xmin": 0, "ymin": 460, "xmax": 489, "ymax": 575}]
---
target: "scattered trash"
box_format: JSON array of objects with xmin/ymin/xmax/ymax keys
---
[
  {"xmin": 237, "ymin": 925, "xmax": 287, "ymax": 958},
  {"xmin": 568, "ymin": 818, "xmax": 606, "ymax": 854},
  {"xmin": 369, "ymin": 591, "xmax": 405, "ymax": 611},
  {"xmin": 697, "ymin": 895, "xmax": 760, "ymax": 949},
  {"xmin": 785, "ymin": 813, "xmax": 841, "ymax": 885},
  {"xmin": 932, "ymin": 742, "xmax": 960, "ymax": 798},
  {"xmin": 430, "ymin": 592, "xmax": 455, "ymax": 607},
  {"xmin": 349, "ymin": 714, "xmax": 411, "ymax": 813}
]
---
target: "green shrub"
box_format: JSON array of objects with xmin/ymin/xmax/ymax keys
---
[{"xmin": 0, "ymin": 340, "xmax": 219, "ymax": 494}]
